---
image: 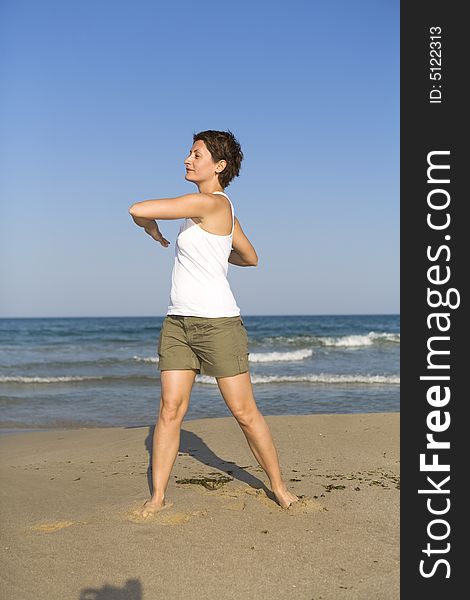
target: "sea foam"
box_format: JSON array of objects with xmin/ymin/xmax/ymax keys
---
[
  {"xmin": 0, "ymin": 375, "xmax": 104, "ymax": 384},
  {"xmin": 133, "ymin": 348, "xmax": 314, "ymax": 364},
  {"xmin": 194, "ymin": 373, "xmax": 400, "ymax": 385},
  {"xmin": 321, "ymin": 332, "xmax": 400, "ymax": 347},
  {"xmin": 133, "ymin": 355, "xmax": 158, "ymax": 363},
  {"xmin": 248, "ymin": 349, "xmax": 313, "ymax": 362}
]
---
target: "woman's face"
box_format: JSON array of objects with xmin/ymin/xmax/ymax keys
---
[{"xmin": 184, "ymin": 140, "xmax": 220, "ymax": 184}]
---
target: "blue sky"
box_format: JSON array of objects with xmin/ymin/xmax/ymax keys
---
[{"xmin": 0, "ymin": 0, "xmax": 399, "ymax": 318}]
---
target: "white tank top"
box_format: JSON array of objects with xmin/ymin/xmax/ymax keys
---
[{"xmin": 166, "ymin": 191, "xmax": 241, "ymax": 317}]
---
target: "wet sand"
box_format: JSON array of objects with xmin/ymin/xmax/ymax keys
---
[{"xmin": 0, "ymin": 412, "xmax": 399, "ymax": 599}]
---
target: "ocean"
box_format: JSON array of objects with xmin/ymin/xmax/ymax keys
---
[{"xmin": 0, "ymin": 315, "xmax": 399, "ymax": 433}]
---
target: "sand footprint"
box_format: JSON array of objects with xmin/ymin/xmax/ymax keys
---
[
  {"xmin": 222, "ymin": 497, "xmax": 246, "ymax": 511},
  {"xmin": 125, "ymin": 502, "xmax": 207, "ymax": 525},
  {"xmin": 30, "ymin": 520, "xmax": 77, "ymax": 533},
  {"xmin": 244, "ymin": 489, "xmax": 324, "ymax": 513},
  {"xmin": 125, "ymin": 501, "xmax": 174, "ymax": 523},
  {"xmin": 283, "ymin": 495, "xmax": 325, "ymax": 513},
  {"xmin": 215, "ymin": 484, "xmax": 326, "ymax": 514},
  {"xmin": 155, "ymin": 511, "xmax": 205, "ymax": 525}
]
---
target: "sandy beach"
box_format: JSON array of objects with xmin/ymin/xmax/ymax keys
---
[{"xmin": 0, "ymin": 412, "xmax": 399, "ymax": 599}]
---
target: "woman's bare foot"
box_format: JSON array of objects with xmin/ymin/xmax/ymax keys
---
[
  {"xmin": 272, "ymin": 485, "xmax": 300, "ymax": 509},
  {"xmin": 139, "ymin": 496, "xmax": 173, "ymax": 518}
]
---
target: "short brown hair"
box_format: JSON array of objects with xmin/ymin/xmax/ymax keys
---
[{"xmin": 193, "ymin": 129, "xmax": 244, "ymax": 188}]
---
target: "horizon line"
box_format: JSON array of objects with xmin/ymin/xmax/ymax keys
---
[{"xmin": 0, "ymin": 312, "xmax": 400, "ymax": 319}]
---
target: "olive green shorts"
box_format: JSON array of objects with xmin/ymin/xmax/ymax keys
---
[{"xmin": 158, "ymin": 315, "xmax": 250, "ymax": 378}]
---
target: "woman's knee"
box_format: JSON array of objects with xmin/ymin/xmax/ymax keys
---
[
  {"xmin": 158, "ymin": 369, "xmax": 195, "ymax": 422},
  {"xmin": 159, "ymin": 395, "xmax": 189, "ymax": 422},
  {"xmin": 232, "ymin": 406, "xmax": 260, "ymax": 428}
]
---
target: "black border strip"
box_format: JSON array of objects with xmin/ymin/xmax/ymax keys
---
[{"xmin": 401, "ymin": 1, "xmax": 465, "ymax": 595}]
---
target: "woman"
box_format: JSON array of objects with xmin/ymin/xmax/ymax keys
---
[{"xmin": 129, "ymin": 130, "xmax": 299, "ymax": 515}]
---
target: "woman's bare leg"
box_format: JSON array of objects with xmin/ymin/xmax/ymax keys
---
[
  {"xmin": 216, "ymin": 371, "xmax": 299, "ymax": 509},
  {"xmin": 140, "ymin": 369, "xmax": 196, "ymax": 517}
]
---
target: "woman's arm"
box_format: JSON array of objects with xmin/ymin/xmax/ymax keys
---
[
  {"xmin": 131, "ymin": 214, "xmax": 158, "ymax": 230},
  {"xmin": 129, "ymin": 193, "xmax": 216, "ymax": 220},
  {"xmin": 228, "ymin": 248, "xmax": 257, "ymax": 266},
  {"xmin": 230, "ymin": 217, "xmax": 258, "ymax": 266},
  {"xmin": 130, "ymin": 214, "xmax": 171, "ymax": 248},
  {"xmin": 132, "ymin": 215, "xmax": 160, "ymax": 235},
  {"xmin": 129, "ymin": 193, "xmax": 214, "ymax": 248}
]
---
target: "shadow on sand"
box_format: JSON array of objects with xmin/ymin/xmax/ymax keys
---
[
  {"xmin": 138, "ymin": 423, "xmax": 275, "ymax": 501},
  {"xmin": 79, "ymin": 578, "xmax": 142, "ymax": 599}
]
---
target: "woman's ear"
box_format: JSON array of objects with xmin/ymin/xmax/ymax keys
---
[{"xmin": 215, "ymin": 159, "xmax": 227, "ymax": 174}]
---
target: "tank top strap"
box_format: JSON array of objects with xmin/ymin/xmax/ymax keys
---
[{"xmin": 212, "ymin": 191, "xmax": 235, "ymax": 235}]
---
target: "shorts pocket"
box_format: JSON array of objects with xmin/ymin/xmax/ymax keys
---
[
  {"xmin": 237, "ymin": 353, "xmax": 249, "ymax": 373},
  {"xmin": 231, "ymin": 321, "xmax": 249, "ymax": 357}
]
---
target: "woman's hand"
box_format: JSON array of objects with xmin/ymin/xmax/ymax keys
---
[{"xmin": 144, "ymin": 224, "xmax": 171, "ymax": 247}]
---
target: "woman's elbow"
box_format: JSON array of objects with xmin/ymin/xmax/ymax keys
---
[{"xmin": 129, "ymin": 203, "xmax": 139, "ymax": 216}]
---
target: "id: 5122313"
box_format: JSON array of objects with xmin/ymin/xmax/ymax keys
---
[{"xmin": 429, "ymin": 26, "xmax": 442, "ymax": 104}]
